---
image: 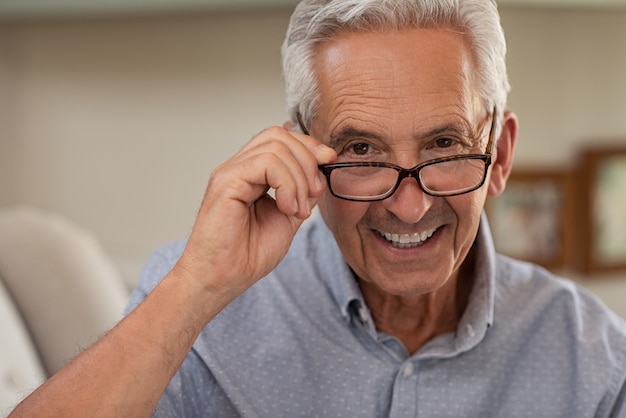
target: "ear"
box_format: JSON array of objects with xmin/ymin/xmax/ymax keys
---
[{"xmin": 488, "ymin": 111, "xmax": 518, "ymax": 197}]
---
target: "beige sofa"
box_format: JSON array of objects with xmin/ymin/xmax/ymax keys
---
[{"xmin": 0, "ymin": 207, "xmax": 129, "ymax": 415}]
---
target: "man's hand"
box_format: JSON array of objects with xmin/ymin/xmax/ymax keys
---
[{"xmin": 175, "ymin": 126, "xmax": 335, "ymax": 301}]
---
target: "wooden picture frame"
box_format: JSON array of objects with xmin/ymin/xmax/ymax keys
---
[
  {"xmin": 486, "ymin": 170, "xmax": 574, "ymax": 270},
  {"xmin": 579, "ymin": 147, "xmax": 626, "ymax": 274}
]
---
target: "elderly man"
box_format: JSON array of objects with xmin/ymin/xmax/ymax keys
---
[{"xmin": 11, "ymin": 0, "xmax": 626, "ymax": 417}]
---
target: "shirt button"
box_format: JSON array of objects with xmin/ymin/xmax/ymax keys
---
[
  {"xmin": 358, "ymin": 307, "xmax": 368, "ymax": 323},
  {"xmin": 403, "ymin": 362, "xmax": 415, "ymax": 377}
]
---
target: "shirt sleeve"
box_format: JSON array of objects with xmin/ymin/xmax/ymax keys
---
[
  {"xmin": 125, "ymin": 240, "xmax": 187, "ymax": 315},
  {"xmin": 152, "ymin": 349, "xmax": 227, "ymax": 417}
]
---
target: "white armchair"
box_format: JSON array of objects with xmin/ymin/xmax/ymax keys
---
[{"xmin": 0, "ymin": 206, "xmax": 129, "ymax": 414}]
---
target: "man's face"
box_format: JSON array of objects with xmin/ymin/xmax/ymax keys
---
[{"xmin": 311, "ymin": 28, "xmax": 494, "ymax": 297}]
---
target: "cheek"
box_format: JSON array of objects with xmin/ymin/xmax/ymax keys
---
[
  {"xmin": 318, "ymin": 193, "xmax": 347, "ymax": 229},
  {"xmin": 451, "ymin": 184, "xmax": 488, "ymax": 216},
  {"xmin": 317, "ymin": 194, "xmax": 367, "ymax": 240},
  {"xmin": 465, "ymin": 195, "xmax": 487, "ymax": 218},
  {"xmin": 448, "ymin": 191, "xmax": 487, "ymax": 243}
]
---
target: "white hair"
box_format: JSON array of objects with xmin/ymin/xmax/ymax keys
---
[{"xmin": 281, "ymin": 0, "xmax": 510, "ymax": 133}]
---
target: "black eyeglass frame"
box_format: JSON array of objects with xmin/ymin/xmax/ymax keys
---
[{"xmin": 297, "ymin": 107, "xmax": 497, "ymax": 201}]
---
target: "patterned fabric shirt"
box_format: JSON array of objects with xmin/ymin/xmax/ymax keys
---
[{"xmin": 126, "ymin": 213, "xmax": 626, "ymax": 417}]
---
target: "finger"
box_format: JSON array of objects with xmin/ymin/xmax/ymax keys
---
[
  {"xmin": 223, "ymin": 142, "xmax": 309, "ymax": 218},
  {"xmin": 241, "ymin": 127, "xmax": 329, "ymax": 200},
  {"xmin": 286, "ymin": 129, "xmax": 336, "ymax": 198},
  {"xmin": 257, "ymin": 149, "xmax": 311, "ymax": 218},
  {"xmin": 288, "ymin": 129, "xmax": 336, "ymax": 166}
]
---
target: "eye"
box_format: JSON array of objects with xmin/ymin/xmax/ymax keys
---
[
  {"xmin": 351, "ymin": 143, "xmax": 371, "ymax": 155},
  {"xmin": 430, "ymin": 136, "xmax": 473, "ymax": 154},
  {"xmin": 434, "ymin": 137, "xmax": 456, "ymax": 148},
  {"xmin": 423, "ymin": 136, "xmax": 470, "ymax": 160},
  {"xmin": 337, "ymin": 142, "xmax": 373, "ymax": 157},
  {"xmin": 335, "ymin": 139, "xmax": 382, "ymax": 162}
]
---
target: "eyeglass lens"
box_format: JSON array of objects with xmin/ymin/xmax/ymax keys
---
[{"xmin": 328, "ymin": 158, "xmax": 487, "ymax": 200}]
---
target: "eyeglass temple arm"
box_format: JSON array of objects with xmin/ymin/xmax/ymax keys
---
[
  {"xmin": 296, "ymin": 112, "xmax": 310, "ymax": 136},
  {"xmin": 485, "ymin": 105, "xmax": 497, "ymax": 157}
]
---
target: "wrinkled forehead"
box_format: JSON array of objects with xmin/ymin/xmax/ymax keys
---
[{"xmin": 310, "ymin": 28, "xmax": 483, "ymax": 133}]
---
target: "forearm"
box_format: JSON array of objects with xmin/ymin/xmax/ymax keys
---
[{"xmin": 9, "ymin": 267, "xmax": 231, "ymax": 418}]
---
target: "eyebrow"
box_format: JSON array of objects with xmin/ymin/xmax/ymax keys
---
[
  {"xmin": 421, "ymin": 125, "xmax": 468, "ymax": 138},
  {"xmin": 328, "ymin": 122, "xmax": 475, "ymax": 149},
  {"xmin": 328, "ymin": 127, "xmax": 384, "ymax": 150}
]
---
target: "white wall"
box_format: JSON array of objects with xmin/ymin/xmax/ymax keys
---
[
  {"xmin": 502, "ymin": 7, "xmax": 626, "ymax": 168},
  {"xmin": 1, "ymin": 7, "xmax": 625, "ymax": 315},
  {"xmin": 0, "ymin": 25, "xmax": 17, "ymax": 207},
  {"xmin": 1, "ymin": 12, "xmax": 292, "ymax": 284}
]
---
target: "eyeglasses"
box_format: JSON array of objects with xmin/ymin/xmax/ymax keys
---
[{"xmin": 297, "ymin": 107, "xmax": 497, "ymax": 201}]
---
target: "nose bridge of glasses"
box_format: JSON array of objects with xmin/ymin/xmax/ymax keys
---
[{"xmin": 396, "ymin": 166, "xmax": 425, "ymax": 192}]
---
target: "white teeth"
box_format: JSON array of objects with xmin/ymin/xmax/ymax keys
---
[{"xmin": 381, "ymin": 228, "xmax": 437, "ymax": 248}]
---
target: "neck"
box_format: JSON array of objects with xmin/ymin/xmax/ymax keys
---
[{"xmin": 359, "ymin": 251, "xmax": 476, "ymax": 355}]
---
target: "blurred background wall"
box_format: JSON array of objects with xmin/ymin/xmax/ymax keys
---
[{"xmin": 0, "ymin": 4, "xmax": 625, "ymax": 315}]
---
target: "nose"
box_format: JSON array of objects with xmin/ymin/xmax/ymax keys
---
[{"xmin": 381, "ymin": 175, "xmax": 433, "ymax": 224}]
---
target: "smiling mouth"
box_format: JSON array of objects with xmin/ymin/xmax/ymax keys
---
[{"xmin": 377, "ymin": 228, "xmax": 438, "ymax": 249}]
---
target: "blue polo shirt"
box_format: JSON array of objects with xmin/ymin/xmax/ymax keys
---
[{"xmin": 127, "ymin": 213, "xmax": 626, "ymax": 417}]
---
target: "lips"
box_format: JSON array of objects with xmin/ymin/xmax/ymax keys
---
[{"xmin": 377, "ymin": 227, "xmax": 437, "ymax": 248}]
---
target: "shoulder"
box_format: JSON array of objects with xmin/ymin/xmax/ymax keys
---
[
  {"xmin": 495, "ymin": 255, "xmax": 625, "ymax": 327},
  {"xmin": 210, "ymin": 216, "xmax": 341, "ymax": 324},
  {"xmin": 490, "ymin": 255, "xmax": 626, "ymax": 413},
  {"xmin": 494, "ymin": 256, "xmax": 626, "ymax": 374},
  {"xmin": 495, "ymin": 254, "xmax": 626, "ymax": 337}
]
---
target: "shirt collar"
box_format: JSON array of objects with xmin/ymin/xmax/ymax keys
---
[{"xmin": 452, "ymin": 211, "xmax": 496, "ymax": 352}]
